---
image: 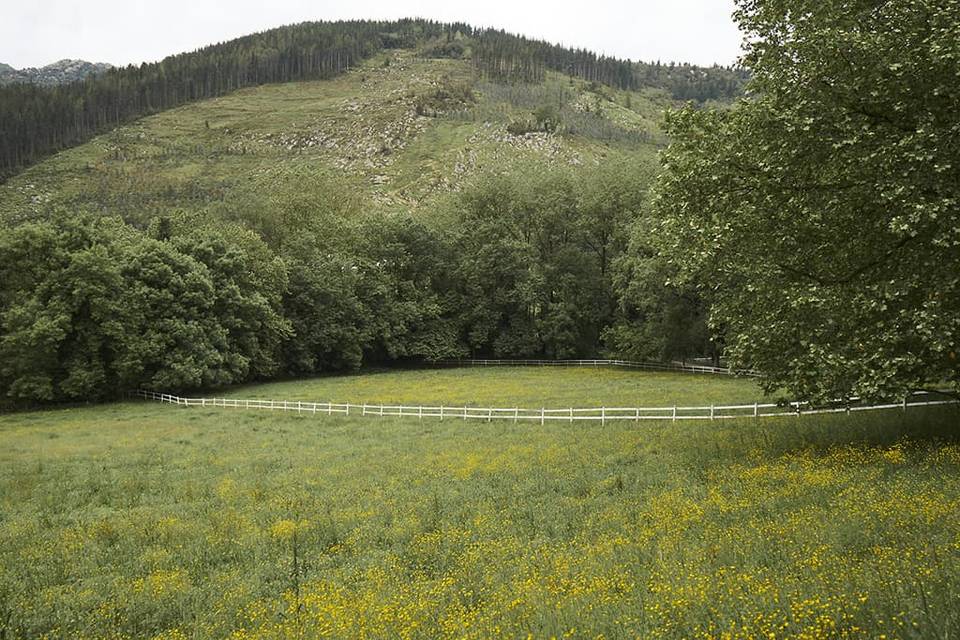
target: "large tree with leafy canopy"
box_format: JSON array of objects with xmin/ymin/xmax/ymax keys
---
[{"xmin": 652, "ymin": 0, "xmax": 960, "ymax": 401}]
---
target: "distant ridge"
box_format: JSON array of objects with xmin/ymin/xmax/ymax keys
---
[{"xmin": 0, "ymin": 59, "xmax": 113, "ymax": 86}]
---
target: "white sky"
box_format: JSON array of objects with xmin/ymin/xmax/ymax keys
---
[{"xmin": 1, "ymin": 0, "xmax": 745, "ymax": 70}]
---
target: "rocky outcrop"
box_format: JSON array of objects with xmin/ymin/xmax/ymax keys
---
[{"xmin": 0, "ymin": 59, "xmax": 113, "ymax": 86}]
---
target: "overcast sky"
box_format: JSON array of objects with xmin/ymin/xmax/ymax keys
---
[{"xmin": 1, "ymin": 0, "xmax": 745, "ymax": 70}]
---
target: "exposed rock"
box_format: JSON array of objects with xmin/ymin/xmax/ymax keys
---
[{"xmin": 0, "ymin": 59, "xmax": 113, "ymax": 86}]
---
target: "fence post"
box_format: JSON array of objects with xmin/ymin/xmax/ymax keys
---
[
  {"xmin": 328, "ymin": 402, "xmax": 332, "ymax": 416},
  {"xmin": 672, "ymin": 406, "xmax": 677, "ymax": 422},
  {"xmin": 754, "ymin": 402, "xmax": 758, "ymax": 417},
  {"xmin": 710, "ymin": 404, "xmax": 715, "ymax": 420},
  {"xmin": 298, "ymin": 401, "xmax": 302, "ymax": 416},
  {"xmin": 362, "ymin": 403, "xmax": 367, "ymax": 416},
  {"xmin": 464, "ymin": 406, "xmax": 468, "ymax": 421},
  {"xmin": 514, "ymin": 407, "xmax": 519, "ymax": 424},
  {"xmin": 541, "ymin": 407, "xmax": 545, "ymax": 426},
  {"xmin": 902, "ymin": 396, "xmax": 908, "ymax": 412},
  {"xmin": 570, "ymin": 408, "xmax": 573, "ymax": 424},
  {"xmin": 419, "ymin": 405, "xmax": 423, "ymax": 421},
  {"xmin": 440, "ymin": 405, "xmax": 444, "ymax": 421},
  {"xmin": 488, "ymin": 407, "xmax": 492, "ymax": 423},
  {"xmin": 636, "ymin": 408, "xmax": 639, "ymax": 424},
  {"xmin": 202, "ymin": 398, "xmax": 206, "ymax": 408},
  {"xmin": 601, "ymin": 407, "xmax": 606, "ymax": 426}
]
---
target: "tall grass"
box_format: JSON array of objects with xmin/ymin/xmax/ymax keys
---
[{"xmin": 0, "ymin": 376, "xmax": 958, "ymax": 639}]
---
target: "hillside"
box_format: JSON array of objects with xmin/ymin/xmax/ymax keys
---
[
  {"xmin": 0, "ymin": 59, "xmax": 113, "ymax": 85},
  {"xmin": 0, "ymin": 50, "xmax": 667, "ymax": 223},
  {"xmin": 0, "ymin": 28, "xmax": 732, "ymax": 404},
  {"xmin": 0, "ymin": 19, "xmax": 745, "ymax": 181}
]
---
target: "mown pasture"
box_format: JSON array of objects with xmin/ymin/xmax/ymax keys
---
[
  {"xmin": 220, "ymin": 365, "xmax": 770, "ymax": 408},
  {"xmin": 1, "ymin": 367, "xmax": 958, "ymax": 639}
]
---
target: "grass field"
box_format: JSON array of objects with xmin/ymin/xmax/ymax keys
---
[
  {"xmin": 1, "ymin": 368, "xmax": 959, "ymax": 639},
  {"xmin": 220, "ymin": 366, "xmax": 770, "ymax": 408}
]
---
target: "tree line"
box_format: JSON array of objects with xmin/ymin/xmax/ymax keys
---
[
  {"xmin": 471, "ymin": 30, "xmax": 747, "ymax": 102},
  {"xmin": 0, "ymin": 160, "xmax": 713, "ymax": 404}
]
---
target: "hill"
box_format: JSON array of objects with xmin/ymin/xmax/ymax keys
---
[
  {"xmin": 0, "ymin": 59, "xmax": 113, "ymax": 86},
  {"xmin": 0, "ymin": 24, "xmax": 735, "ymax": 403},
  {"xmin": 0, "ymin": 19, "xmax": 746, "ymax": 181},
  {"xmin": 0, "ymin": 49, "xmax": 667, "ymax": 222}
]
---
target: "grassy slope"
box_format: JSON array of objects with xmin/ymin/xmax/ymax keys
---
[
  {"xmin": 0, "ymin": 51, "xmax": 666, "ymax": 225},
  {"xmin": 1, "ymin": 373, "xmax": 958, "ymax": 638}
]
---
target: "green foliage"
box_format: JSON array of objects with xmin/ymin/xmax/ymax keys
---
[
  {"xmin": 451, "ymin": 160, "xmax": 650, "ymax": 358},
  {"xmin": 532, "ymin": 104, "xmax": 561, "ymax": 132},
  {"xmin": 420, "ymin": 36, "xmax": 468, "ymax": 60},
  {"xmin": 413, "ymin": 75, "xmax": 476, "ymax": 117},
  {"xmin": 652, "ymin": 0, "xmax": 960, "ymax": 401},
  {"xmin": 471, "ymin": 29, "xmax": 747, "ymax": 101},
  {"xmin": 0, "ymin": 219, "xmax": 130, "ymax": 400},
  {"xmin": 0, "ymin": 147, "xmax": 676, "ymax": 404},
  {"xmin": 0, "ymin": 50, "xmax": 709, "ymax": 404},
  {"xmin": 606, "ymin": 221, "xmax": 714, "ymax": 364},
  {"xmin": 118, "ymin": 236, "xmax": 230, "ymax": 390},
  {"xmin": 0, "ymin": 217, "xmax": 292, "ymax": 401},
  {"xmin": 172, "ymin": 230, "xmax": 290, "ymax": 381},
  {"xmin": 350, "ymin": 214, "xmax": 465, "ymax": 362},
  {"xmin": 505, "ymin": 116, "xmax": 538, "ymax": 136}
]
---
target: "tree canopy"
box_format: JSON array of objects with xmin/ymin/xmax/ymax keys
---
[
  {"xmin": 652, "ymin": 0, "xmax": 960, "ymax": 401},
  {"xmin": 1, "ymin": 156, "xmax": 717, "ymax": 405}
]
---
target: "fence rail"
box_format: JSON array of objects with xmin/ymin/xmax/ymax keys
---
[{"xmin": 133, "ymin": 389, "xmax": 956, "ymax": 424}]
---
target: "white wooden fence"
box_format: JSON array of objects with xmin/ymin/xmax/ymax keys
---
[{"xmin": 133, "ymin": 389, "xmax": 956, "ymax": 424}]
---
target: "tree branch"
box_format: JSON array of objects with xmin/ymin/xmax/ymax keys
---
[{"xmin": 776, "ymin": 234, "xmax": 915, "ymax": 286}]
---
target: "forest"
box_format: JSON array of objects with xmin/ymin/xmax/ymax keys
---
[{"xmin": 0, "ymin": 159, "xmax": 712, "ymax": 403}]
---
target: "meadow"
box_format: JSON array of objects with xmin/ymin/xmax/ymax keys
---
[
  {"xmin": 1, "ymin": 367, "xmax": 959, "ymax": 639},
  {"xmin": 220, "ymin": 365, "xmax": 770, "ymax": 408}
]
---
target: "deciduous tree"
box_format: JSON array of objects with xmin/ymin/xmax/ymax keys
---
[{"xmin": 653, "ymin": 0, "xmax": 960, "ymax": 400}]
